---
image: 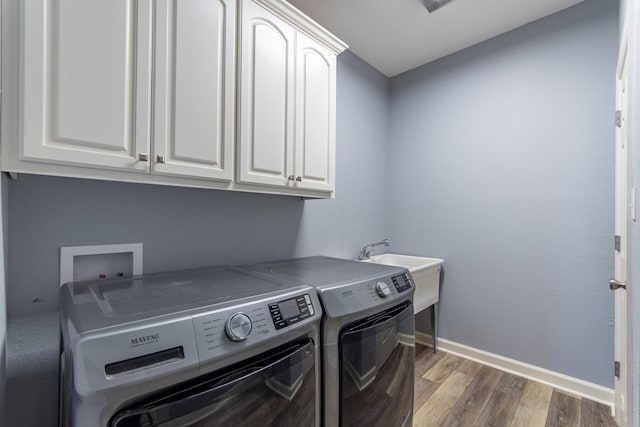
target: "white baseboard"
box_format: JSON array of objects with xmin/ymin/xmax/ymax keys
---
[{"xmin": 415, "ymin": 332, "xmax": 614, "ymax": 409}]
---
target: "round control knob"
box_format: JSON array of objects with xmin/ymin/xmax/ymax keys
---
[
  {"xmin": 225, "ymin": 313, "xmax": 252, "ymax": 342},
  {"xmin": 376, "ymin": 281, "xmax": 391, "ymax": 298}
]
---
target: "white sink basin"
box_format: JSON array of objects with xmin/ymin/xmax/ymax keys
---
[
  {"xmin": 363, "ymin": 253, "xmax": 443, "ymax": 272},
  {"xmin": 362, "ymin": 253, "xmax": 443, "ymax": 314}
]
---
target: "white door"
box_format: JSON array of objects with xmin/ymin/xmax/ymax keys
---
[
  {"xmin": 153, "ymin": 0, "xmax": 235, "ymax": 181},
  {"xmin": 613, "ymin": 20, "xmax": 632, "ymax": 427},
  {"xmin": 294, "ymin": 32, "xmax": 336, "ymax": 193},
  {"xmin": 21, "ymin": 0, "xmax": 152, "ymax": 172},
  {"xmin": 238, "ymin": 0, "xmax": 295, "ymax": 188}
]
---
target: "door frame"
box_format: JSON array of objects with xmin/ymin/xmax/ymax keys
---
[{"xmin": 614, "ymin": 4, "xmax": 634, "ymax": 425}]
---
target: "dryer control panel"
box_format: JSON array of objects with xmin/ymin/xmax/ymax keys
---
[
  {"xmin": 318, "ymin": 271, "xmax": 415, "ymax": 318},
  {"xmin": 269, "ymin": 293, "xmax": 315, "ymax": 330},
  {"xmin": 392, "ymin": 273, "xmax": 412, "ymax": 293}
]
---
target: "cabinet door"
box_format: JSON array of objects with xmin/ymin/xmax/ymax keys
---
[
  {"xmin": 21, "ymin": 0, "xmax": 152, "ymax": 172},
  {"xmin": 238, "ymin": 0, "xmax": 295, "ymax": 187},
  {"xmin": 294, "ymin": 32, "xmax": 336, "ymax": 192},
  {"xmin": 153, "ymin": 0, "xmax": 235, "ymax": 181}
]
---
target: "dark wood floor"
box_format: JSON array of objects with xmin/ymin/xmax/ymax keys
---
[{"xmin": 413, "ymin": 345, "xmax": 617, "ymax": 427}]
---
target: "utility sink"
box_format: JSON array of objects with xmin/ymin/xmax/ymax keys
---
[{"xmin": 361, "ymin": 254, "xmax": 444, "ymax": 314}]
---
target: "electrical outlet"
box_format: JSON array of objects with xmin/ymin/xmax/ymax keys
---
[{"xmin": 60, "ymin": 243, "xmax": 143, "ymax": 286}]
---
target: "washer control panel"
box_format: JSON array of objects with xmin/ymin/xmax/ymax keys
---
[
  {"xmin": 192, "ymin": 288, "xmax": 321, "ymax": 364},
  {"xmin": 269, "ymin": 293, "xmax": 315, "ymax": 330}
]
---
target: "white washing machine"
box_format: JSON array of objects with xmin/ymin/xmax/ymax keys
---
[
  {"xmin": 59, "ymin": 265, "xmax": 322, "ymax": 427},
  {"xmin": 242, "ymin": 256, "xmax": 416, "ymax": 427}
]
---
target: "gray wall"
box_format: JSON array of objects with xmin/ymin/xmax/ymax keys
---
[
  {"xmin": 388, "ymin": 0, "xmax": 618, "ymax": 388},
  {"xmin": 8, "ymin": 178, "xmax": 301, "ymax": 317},
  {"xmin": 4, "ymin": 51, "xmax": 390, "ymax": 425}
]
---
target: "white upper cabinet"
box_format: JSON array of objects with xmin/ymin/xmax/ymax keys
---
[
  {"xmin": 238, "ymin": 0, "xmax": 346, "ymax": 194},
  {"xmin": 238, "ymin": 0, "xmax": 295, "ymax": 187},
  {"xmin": 4, "ymin": 0, "xmax": 346, "ymax": 197},
  {"xmin": 153, "ymin": 0, "xmax": 235, "ymax": 181},
  {"xmin": 18, "ymin": 0, "xmax": 234, "ymax": 180},
  {"xmin": 21, "ymin": 0, "xmax": 153, "ymax": 172},
  {"xmin": 295, "ymin": 32, "xmax": 336, "ymax": 192}
]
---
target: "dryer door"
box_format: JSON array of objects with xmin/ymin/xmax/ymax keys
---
[
  {"xmin": 110, "ymin": 339, "xmax": 316, "ymax": 427},
  {"xmin": 339, "ymin": 301, "xmax": 415, "ymax": 427}
]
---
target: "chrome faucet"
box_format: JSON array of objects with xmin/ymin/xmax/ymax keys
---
[{"xmin": 358, "ymin": 239, "xmax": 390, "ymax": 260}]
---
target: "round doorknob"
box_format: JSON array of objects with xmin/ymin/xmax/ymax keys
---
[{"xmin": 610, "ymin": 279, "xmax": 627, "ymax": 290}]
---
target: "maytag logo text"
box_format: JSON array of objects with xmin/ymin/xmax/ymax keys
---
[{"xmin": 130, "ymin": 333, "xmax": 160, "ymax": 347}]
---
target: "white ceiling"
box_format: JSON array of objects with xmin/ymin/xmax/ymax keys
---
[{"xmin": 287, "ymin": 0, "xmax": 585, "ymax": 77}]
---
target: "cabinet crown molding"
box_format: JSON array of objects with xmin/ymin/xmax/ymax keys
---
[{"xmin": 251, "ymin": 0, "xmax": 348, "ymax": 55}]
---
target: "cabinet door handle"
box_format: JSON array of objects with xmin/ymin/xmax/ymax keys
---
[
  {"xmin": 288, "ymin": 175, "xmax": 295, "ymax": 181},
  {"xmin": 138, "ymin": 153, "xmax": 149, "ymax": 162},
  {"xmin": 156, "ymin": 155, "xmax": 166, "ymax": 164},
  {"xmin": 296, "ymin": 176, "xmax": 302, "ymax": 182}
]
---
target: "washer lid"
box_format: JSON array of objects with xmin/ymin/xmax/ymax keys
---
[{"xmin": 60, "ymin": 266, "xmax": 306, "ymax": 333}]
